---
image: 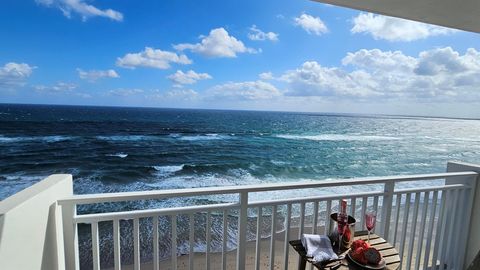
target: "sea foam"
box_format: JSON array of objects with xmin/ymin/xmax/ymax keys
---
[{"xmin": 276, "ymin": 134, "xmax": 400, "ymax": 141}]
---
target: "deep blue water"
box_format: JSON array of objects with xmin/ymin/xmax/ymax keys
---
[
  {"xmin": 1, "ymin": 103, "xmax": 480, "ymax": 202},
  {"xmin": 2, "ymin": 104, "xmax": 480, "ymax": 268}
]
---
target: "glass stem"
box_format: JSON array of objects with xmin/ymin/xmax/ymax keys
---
[{"xmin": 368, "ymin": 230, "xmax": 370, "ymax": 243}]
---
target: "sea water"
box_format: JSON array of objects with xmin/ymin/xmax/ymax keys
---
[{"xmin": 1, "ymin": 104, "xmax": 479, "ymax": 267}]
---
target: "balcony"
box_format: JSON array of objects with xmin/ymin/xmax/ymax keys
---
[{"xmin": 1, "ymin": 161, "xmax": 479, "ymax": 270}]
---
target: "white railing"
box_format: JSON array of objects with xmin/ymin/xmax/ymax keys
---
[{"xmin": 58, "ymin": 171, "xmax": 478, "ymax": 270}]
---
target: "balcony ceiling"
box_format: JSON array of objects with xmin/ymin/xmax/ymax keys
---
[{"xmin": 312, "ymin": 0, "xmax": 480, "ymax": 33}]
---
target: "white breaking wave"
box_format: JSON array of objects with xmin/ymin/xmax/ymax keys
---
[
  {"xmin": 0, "ymin": 135, "xmax": 74, "ymax": 143},
  {"xmin": 96, "ymin": 135, "xmax": 153, "ymax": 141},
  {"xmin": 153, "ymin": 165, "xmax": 184, "ymax": 176},
  {"xmin": 178, "ymin": 134, "xmax": 230, "ymax": 141},
  {"xmin": 106, "ymin": 153, "xmax": 128, "ymax": 158},
  {"xmin": 276, "ymin": 134, "xmax": 400, "ymax": 141}
]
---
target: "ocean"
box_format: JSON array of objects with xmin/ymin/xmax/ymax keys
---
[{"xmin": 1, "ymin": 103, "xmax": 479, "ymax": 267}]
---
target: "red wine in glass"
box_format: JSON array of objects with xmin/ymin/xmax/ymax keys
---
[{"xmin": 365, "ymin": 211, "xmax": 377, "ymax": 243}]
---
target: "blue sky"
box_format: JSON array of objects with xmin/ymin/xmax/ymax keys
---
[{"xmin": 1, "ymin": 0, "xmax": 480, "ymax": 117}]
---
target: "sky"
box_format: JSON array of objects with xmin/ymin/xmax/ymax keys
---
[{"xmin": 1, "ymin": 0, "xmax": 480, "ymax": 118}]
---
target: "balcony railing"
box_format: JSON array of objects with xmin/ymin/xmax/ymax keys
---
[{"xmin": 57, "ymin": 168, "xmax": 478, "ymax": 270}]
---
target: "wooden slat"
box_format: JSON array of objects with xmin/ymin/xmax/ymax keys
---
[{"xmin": 91, "ymin": 222, "xmax": 100, "ymax": 270}]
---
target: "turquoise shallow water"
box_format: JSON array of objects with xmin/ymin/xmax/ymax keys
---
[
  {"xmin": 2, "ymin": 104, "xmax": 480, "ymax": 268},
  {"xmin": 1, "ymin": 103, "xmax": 480, "ymax": 202}
]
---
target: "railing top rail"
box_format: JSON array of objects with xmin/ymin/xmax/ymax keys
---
[
  {"xmin": 74, "ymin": 183, "xmax": 468, "ymax": 224},
  {"xmin": 58, "ymin": 171, "xmax": 477, "ymax": 205}
]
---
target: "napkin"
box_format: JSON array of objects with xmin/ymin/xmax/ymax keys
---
[{"xmin": 301, "ymin": 234, "xmax": 339, "ymax": 263}]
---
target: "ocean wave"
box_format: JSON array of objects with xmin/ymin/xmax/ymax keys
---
[
  {"xmin": 95, "ymin": 135, "xmax": 154, "ymax": 141},
  {"xmin": 178, "ymin": 133, "xmax": 231, "ymax": 141},
  {"xmin": 0, "ymin": 135, "xmax": 74, "ymax": 143},
  {"xmin": 152, "ymin": 165, "xmax": 184, "ymax": 176},
  {"xmin": 106, "ymin": 153, "xmax": 128, "ymax": 158},
  {"xmin": 276, "ymin": 134, "xmax": 400, "ymax": 141}
]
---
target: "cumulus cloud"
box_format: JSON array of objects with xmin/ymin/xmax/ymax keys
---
[
  {"xmin": 34, "ymin": 82, "xmax": 77, "ymax": 93},
  {"xmin": 0, "ymin": 62, "xmax": 35, "ymax": 88},
  {"xmin": 108, "ymin": 88, "xmax": 144, "ymax": 97},
  {"xmin": 174, "ymin": 28, "xmax": 258, "ymax": 58},
  {"xmin": 116, "ymin": 47, "xmax": 192, "ymax": 69},
  {"xmin": 248, "ymin": 25, "xmax": 279, "ymax": 41},
  {"xmin": 259, "ymin": 72, "xmax": 274, "ymax": 80},
  {"xmin": 207, "ymin": 80, "xmax": 281, "ymax": 100},
  {"xmin": 351, "ymin": 13, "xmax": 457, "ymax": 42},
  {"xmin": 294, "ymin": 13, "xmax": 328, "ymax": 35},
  {"xmin": 167, "ymin": 70, "xmax": 212, "ymax": 86},
  {"xmin": 280, "ymin": 47, "xmax": 480, "ymax": 101},
  {"xmin": 35, "ymin": 0, "xmax": 123, "ymax": 21},
  {"xmin": 77, "ymin": 69, "xmax": 119, "ymax": 82}
]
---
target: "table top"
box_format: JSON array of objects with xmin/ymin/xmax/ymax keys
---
[{"xmin": 290, "ymin": 232, "xmax": 400, "ymax": 270}]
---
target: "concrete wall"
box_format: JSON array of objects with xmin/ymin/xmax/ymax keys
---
[
  {"xmin": 0, "ymin": 174, "xmax": 72, "ymax": 270},
  {"xmin": 446, "ymin": 161, "xmax": 480, "ymax": 268}
]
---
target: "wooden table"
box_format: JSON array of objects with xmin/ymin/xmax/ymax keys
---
[{"xmin": 290, "ymin": 232, "xmax": 400, "ymax": 270}]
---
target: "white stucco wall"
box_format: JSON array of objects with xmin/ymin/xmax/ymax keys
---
[
  {"xmin": 0, "ymin": 174, "xmax": 72, "ymax": 270},
  {"xmin": 446, "ymin": 161, "xmax": 480, "ymax": 268}
]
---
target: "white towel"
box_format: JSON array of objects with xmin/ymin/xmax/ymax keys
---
[{"xmin": 301, "ymin": 234, "xmax": 339, "ymax": 263}]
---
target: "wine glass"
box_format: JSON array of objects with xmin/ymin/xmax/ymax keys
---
[{"xmin": 365, "ymin": 211, "xmax": 376, "ymax": 243}]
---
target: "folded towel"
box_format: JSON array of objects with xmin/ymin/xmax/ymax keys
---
[{"xmin": 301, "ymin": 234, "xmax": 338, "ymax": 263}]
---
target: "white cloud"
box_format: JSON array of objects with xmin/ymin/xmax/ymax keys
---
[
  {"xmin": 207, "ymin": 80, "xmax": 281, "ymax": 100},
  {"xmin": 259, "ymin": 72, "xmax": 274, "ymax": 80},
  {"xmin": 351, "ymin": 13, "xmax": 457, "ymax": 42},
  {"xmin": 77, "ymin": 69, "xmax": 119, "ymax": 82},
  {"xmin": 280, "ymin": 47, "xmax": 480, "ymax": 101},
  {"xmin": 164, "ymin": 89, "xmax": 199, "ymax": 100},
  {"xmin": 116, "ymin": 47, "xmax": 192, "ymax": 69},
  {"xmin": 167, "ymin": 70, "xmax": 212, "ymax": 86},
  {"xmin": 35, "ymin": 0, "xmax": 123, "ymax": 21},
  {"xmin": 174, "ymin": 28, "xmax": 258, "ymax": 58},
  {"xmin": 0, "ymin": 62, "xmax": 35, "ymax": 88},
  {"xmin": 248, "ymin": 25, "xmax": 279, "ymax": 41},
  {"xmin": 294, "ymin": 13, "xmax": 328, "ymax": 35},
  {"xmin": 108, "ymin": 88, "xmax": 144, "ymax": 97},
  {"xmin": 35, "ymin": 82, "xmax": 77, "ymax": 93}
]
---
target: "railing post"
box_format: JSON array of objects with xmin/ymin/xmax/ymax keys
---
[
  {"xmin": 62, "ymin": 202, "xmax": 79, "ymax": 270},
  {"xmin": 381, "ymin": 181, "xmax": 394, "ymax": 241},
  {"xmin": 237, "ymin": 191, "xmax": 248, "ymax": 270},
  {"xmin": 446, "ymin": 162, "xmax": 480, "ymax": 269}
]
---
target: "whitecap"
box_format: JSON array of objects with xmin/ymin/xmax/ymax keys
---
[
  {"xmin": 0, "ymin": 135, "xmax": 73, "ymax": 143},
  {"xmin": 106, "ymin": 153, "xmax": 128, "ymax": 158},
  {"xmin": 96, "ymin": 135, "xmax": 151, "ymax": 142},
  {"xmin": 276, "ymin": 134, "xmax": 400, "ymax": 141},
  {"xmin": 178, "ymin": 134, "xmax": 230, "ymax": 141},
  {"xmin": 153, "ymin": 165, "xmax": 184, "ymax": 176}
]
